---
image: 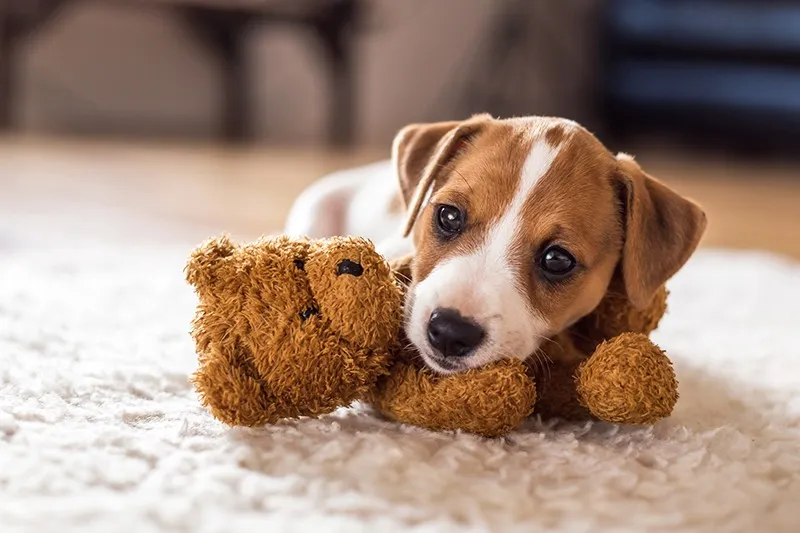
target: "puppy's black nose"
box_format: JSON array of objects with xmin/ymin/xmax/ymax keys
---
[{"xmin": 427, "ymin": 308, "xmax": 485, "ymax": 358}]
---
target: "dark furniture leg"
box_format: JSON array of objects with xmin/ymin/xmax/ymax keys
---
[
  {"xmin": 218, "ymin": 24, "xmax": 248, "ymax": 143},
  {"xmin": 314, "ymin": 3, "xmax": 358, "ymax": 147},
  {"xmin": 0, "ymin": 5, "xmax": 16, "ymax": 131},
  {"xmin": 0, "ymin": 1, "xmax": 65, "ymax": 132},
  {"xmin": 179, "ymin": 8, "xmax": 251, "ymax": 143}
]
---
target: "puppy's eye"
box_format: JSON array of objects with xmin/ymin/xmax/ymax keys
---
[
  {"xmin": 539, "ymin": 246, "xmax": 577, "ymax": 280},
  {"xmin": 434, "ymin": 204, "xmax": 465, "ymax": 238}
]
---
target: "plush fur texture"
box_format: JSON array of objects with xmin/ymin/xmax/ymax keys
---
[{"xmin": 188, "ymin": 235, "xmax": 678, "ymax": 437}]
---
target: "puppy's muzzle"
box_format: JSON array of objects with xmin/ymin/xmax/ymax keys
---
[{"xmin": 427, "ymin": 308, "xmax": 485, "ymax": 358}]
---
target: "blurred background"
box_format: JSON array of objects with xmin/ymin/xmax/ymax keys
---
[{"xmin": 1, "ymin": 0, "xmax": 799, "ymax": 257}]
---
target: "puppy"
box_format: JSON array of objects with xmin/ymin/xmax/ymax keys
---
[{"xmin": 285, "ymin": 114, "xmax": 707, "ymax": 374}]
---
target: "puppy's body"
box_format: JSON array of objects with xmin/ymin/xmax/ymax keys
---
[
  {"xmin": 285, "ymin": 115, "xmax": 706, "ymax": 375},
  {"xmin": 285, "ymin": 160, "xmax": 413, "ymax": 260}
]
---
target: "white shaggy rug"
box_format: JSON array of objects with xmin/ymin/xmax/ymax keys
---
[{"xmin": 1, "ymin": 245, "xmax": 799, "ymax": 533}]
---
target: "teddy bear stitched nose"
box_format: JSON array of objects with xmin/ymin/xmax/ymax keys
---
[{"xmin": 336, "ymin": 259, "xmax": 363, "ymax": 277}]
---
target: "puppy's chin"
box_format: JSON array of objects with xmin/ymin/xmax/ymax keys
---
[
  {"xmin": 418, "ymin": 349, "xmax": 466, "ymax": 376},
  {"xmin": 416, "ymin": 341, "xmax": 537, "ymax": 375}
]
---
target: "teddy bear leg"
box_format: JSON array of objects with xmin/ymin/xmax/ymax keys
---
[
  {"xmin": 575, "ymin": 333, "xmax": 678, "ymax": 425},
  {"xmin": 193, "ymin": 346, "xmax": 293, "ymax": 427},
  {"xmin": 371, "ymin": 359, "xmax": 537, "ymax": 438}
]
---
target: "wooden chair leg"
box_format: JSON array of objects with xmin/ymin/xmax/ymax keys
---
[
  {"xmin": 218, "ymin": 28, "xmax": 248, "ymax": 143},
  {"xmin": 315, "ymin": 0, "xmax": 360, "ymax": 147},
  {"xmin": 179, "ymin": 8, "xmax": 251, "ymax": 143},
  {"xmin": 0, "ymin": 0, "xmax": 65, "ymax": 132},
  {"xmin": 0, "ymin": 6, "xmax": 15, "ymax": 131},
  {"xmin": 320, "ymin": 26, "xmax": 355, "ymax": 147}
]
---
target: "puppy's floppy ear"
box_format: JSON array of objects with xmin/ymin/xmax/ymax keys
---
[
  {"xmin": 392, "ymin": 114, "xmax": 490, "ymax": 236},
  {"xmin": 615, "ymin": 153, "xmax": 707, "ymax": 308}
]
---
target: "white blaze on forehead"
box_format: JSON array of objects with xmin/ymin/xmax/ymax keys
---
[{"xmin": 483, "ymin": 137, "xmax": 561, "ymax": 274}]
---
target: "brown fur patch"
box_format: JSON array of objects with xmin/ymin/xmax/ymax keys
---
[{"xmin": 544, "ymin": 124, "xmax": 566, "ymax": 147}]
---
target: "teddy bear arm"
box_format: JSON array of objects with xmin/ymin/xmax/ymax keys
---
[
  {"xmin": 371, "ymin": 359, "xmax": 537, "ymax": 438},
  {"xmin": 575, "ymin": 332, "xmax": 678, "ymax": 425}
]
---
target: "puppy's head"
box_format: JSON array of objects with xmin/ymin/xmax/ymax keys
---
[{"xmin": 395, "ymin": 115, "xmax": 706, "ymax": 374}]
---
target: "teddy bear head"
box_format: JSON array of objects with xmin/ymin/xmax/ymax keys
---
[{"xmin": 186, "ymin": 235, "xmax": 404, "ymax": 425}]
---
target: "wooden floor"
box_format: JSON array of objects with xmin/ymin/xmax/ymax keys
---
[{"xmin": 1, "ymin": 135, "xmax": 799, "ymax": 259}]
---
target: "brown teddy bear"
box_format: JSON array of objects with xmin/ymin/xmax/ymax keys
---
[{"xmin": 186, "ymin": 234, "xmax": 677, "ymax": 438}]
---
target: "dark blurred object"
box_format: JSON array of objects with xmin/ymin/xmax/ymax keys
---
[
  {"xmin": 0, "ymin": 0, "xmax": 365, "ymax": 145},
  {"xmin": 445, "ymin": 0, "xmax": 600, "ymax": 130},
  {"xmin": 601, "ymin": 0, "xmax": 800, "ymax": 154}
]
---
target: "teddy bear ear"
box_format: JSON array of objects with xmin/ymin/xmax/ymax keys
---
[{"xmin": 185, "ymin": 235, "xmax": 237, "ymax": 290}]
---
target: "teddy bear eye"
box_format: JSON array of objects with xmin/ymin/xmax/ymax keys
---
[
  {"xmin": 299, "ymin": 306, "xmax": 318, "ymax": 320},
  {"xmin": 294, "ymin": 259, "xmax": 305, "ymax": 270},
  {"xmin": 336, "ymin": 259, "xmax": 363, "ymax": 277}
]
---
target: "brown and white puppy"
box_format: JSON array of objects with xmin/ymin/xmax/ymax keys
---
[{"xmin": 285, "ymin": 114, "xmax": 707, "ymax": 375}]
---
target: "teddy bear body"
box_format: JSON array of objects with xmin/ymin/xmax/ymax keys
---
[{"xmin": 187, "ymin": 235, "xmax": 678, "ymax": 437}]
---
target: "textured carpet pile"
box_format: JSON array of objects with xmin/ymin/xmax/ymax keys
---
[{"xmin": 1, "ymin": 246, "xmax": 799, "ymax": 533}]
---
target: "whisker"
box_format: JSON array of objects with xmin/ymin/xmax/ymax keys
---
[
  {"xmin": 531, "ymin": 348, "xmax": 551, "ymax": 383},
  {"xmin": 569, "ymin": 330, "xmax": 595, "ymax": 343},
  {"xmin": 527, "ymin": 332, "xmax": 565, "ymax": 355},
  {"xmin": 401, "ymin": 341, "xmax": 416, "ymax": 352},
  {"xmin": 396, "ymin": 278, "xmax": 412, "ymax": 289},
  {"xmin": 451, "ymin": 168, "xmax": 474, "ymax": 196}
]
